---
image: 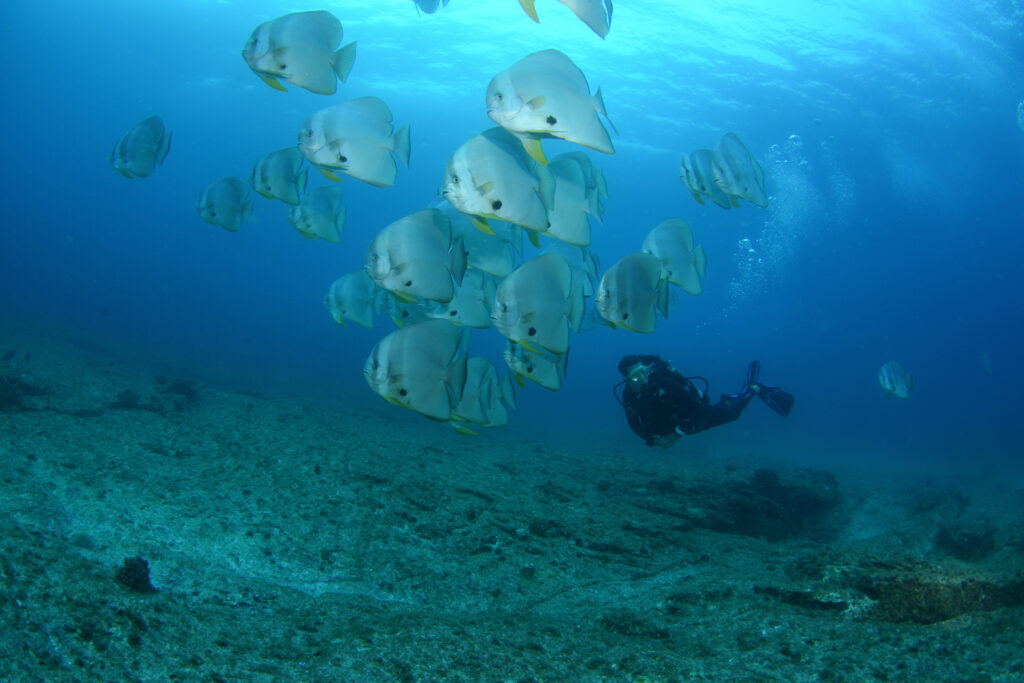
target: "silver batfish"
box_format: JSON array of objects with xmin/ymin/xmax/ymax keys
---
[
  {"xmin": 242, "ymin": 10, "xmax": 356, "ymax": 95},
  {"xmin": 878, "ymin": 360, "xmax": 914, "ymax": 400},
  {"xmin": 109, "ymin": 115, "xmax": 171, "ymax": 179},
  {"xmin": 545, "ymin": 154, "xmax": 601, "ymax": 246},
  {"xmin": 288, "ymin": 185, "xmax": 345, "ymax": 243},
  {"xmin": 486, "ymin": 49, "xmax": 615, "ymax": 163},
  {"xmin": 299, "ymin": 97, "xmax": 411, "ymax": 188},
  {"xmin": 503, "ymin": 341, "xmax": 567, "ymax": 392},
  {"xmin": 250, "ymin": 147, "xmax": 307, "ymax": 205},
  {"xmin": 364, "ymin": 319, "xmax": 468, "ymax": 421},
  {"xmin": 443, "ymin": 127, "xmax": 554, "ymax": 235},
  {"xmin": 424, "ymin": 269, "xmax": 498, "ymax": 329},
  {"xmin": 366, "ymin": 208, "xmax": 467, "ymax": 304},
  {"xmin": 641, "ymin": 218, "xmax": 707, "ymax": 296},
  {"xmin": 595, "ymin": 252, "xmax": 667, "ymax": 334},
  {"xmin": 519, "ymin": 0, "xmax": 613, "ymax": 39},
  {"xmin": 450, "ymin": 356, "xmax": 514, "ymax": 434},
  {"xmin": 195, "ymin": 177, "xmax": 253, "ymax": 232},
  {"xmin": 413, "ymin": 0, "xmax": 450, "ymax": 13},
  {"xmin": 713, "ymin": 132, "xmax": 768, "ymax": 208},
  {"xmin": 325, "ymin": 270, "xmax": 384, "ymax": 329},
  {"xmin": 492, "ymin": 252, "xmax": 584, "ymax": 355}
]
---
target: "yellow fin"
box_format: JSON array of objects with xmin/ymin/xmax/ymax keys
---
[
  {"xmin": 518, "ymin": 339, "xmax": 541, "ymax": 354},
  {"xmin": 527, "ymin": 95, "xmax": 546, "ymax": 110},
  {"xmin": 527, "ymin": 231, "xmax": 542, "ymax": 248},
  {"xmin": 513, "ymin": 373, "xmax": 525, "ymax": 388},
  {"xmin": 452, "ymin": 423, "xmax": 478, "ymax": 436},
  {"xmin": 519, "ymin": 0, "xmax": 540, "ymax": 22},
  {"xmin": 521, "ymin": 136, "xmax": 548, "ymax": 165},
  {"xmin": 730, "ymin": 195, "xmax": 740, "ymax": 208},
  {"xmin": 391, "ymin": 291, "xmax": 418, "ymax": 304},
  {"xmin": 258, "ymin": 74, "xmax": 287, "ymax": 92},
  {"xmin": 690, "ymin": 191, "xmax": 705, "ymax": 205},
  {"xmin": 319, "ymin": 167, "xmax": 344, "ymax": 182},
  {"xmin": 471, "ymin": 216, "xmax": 495, "ymax": 235}
]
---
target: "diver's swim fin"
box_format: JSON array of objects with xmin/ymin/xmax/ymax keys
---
[
  {"xmin": 744, "ymin": 360, "xmax": 761, "ymax": 391},
  {"xmin": 758, "ymin": 385, "xmax": 795, "ymax": 417}
]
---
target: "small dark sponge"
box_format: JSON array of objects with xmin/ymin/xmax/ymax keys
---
[{"xmin": 115, "ymin": 555, "xmax": 157, "ymax": 593}]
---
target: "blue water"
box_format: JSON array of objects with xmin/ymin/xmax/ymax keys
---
[{"xmin": 2, "ymin": 0, "xmax": 1022, "ymax": 477}]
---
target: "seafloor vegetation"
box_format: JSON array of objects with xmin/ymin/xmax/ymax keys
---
[{"xmin": 1, "ymin": 338, "xmax": 1022, "ymax": 681}]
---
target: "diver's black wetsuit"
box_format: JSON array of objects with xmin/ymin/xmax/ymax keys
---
[{"xmin": 619, "ymin": 354, "xmax": 755, "ymax": 447}]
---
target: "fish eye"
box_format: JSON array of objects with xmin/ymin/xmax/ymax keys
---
[
  {"xmin": 451, "ymin": 175, "xmax": 460, "ymax": 184},
  {"xmin": 495, "ymin": 92, "xmax": 503, "ymax": 101}
]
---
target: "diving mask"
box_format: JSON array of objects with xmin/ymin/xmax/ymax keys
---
[{"xmin": 626, "ymin": 362, "xmax": 652, "ymax": 390}]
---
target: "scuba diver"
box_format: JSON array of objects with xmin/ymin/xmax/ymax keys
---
[{"xmin": 614, "ymin": 355, "xmax": 794, "ymax": 448}]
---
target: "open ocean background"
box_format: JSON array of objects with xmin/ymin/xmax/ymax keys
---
[{"xmin": 2, "ymin": 0, "xmax": 1022, "ymax": 478}]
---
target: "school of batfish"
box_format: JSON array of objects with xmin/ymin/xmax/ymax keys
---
[{"xmin": 109, "ymin": 3, "xmax": 773, "ymax": 433}]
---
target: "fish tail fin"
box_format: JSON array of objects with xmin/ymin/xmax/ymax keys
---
[
  {"xmin": 500, "ymin": 372, "xmax": 517, "ymax": 408},
  {"xmin": 678, "ymin": 265, "xmax": 703, "ymax": 296},
  {"xmin": 595, "ymin": 168, "xmax": 609, "ymax": 198},
  {"xmin": 593, "ymin": 87, "xmax": 619, "ymax": 136},
  {"xmin": 535, "ymin": 163, "xmax": 556, "ymax": 212},
  {"xmin": 519, "ymin": 0, "xmax": 540, "ymax": 22},
  {"xmin": 333, "ymin": 205, "xmax": 346, "ymax": 242},
  {"xmin": 333, "ymin": 41, "xmax": 357, "ymax": 83},
  {"xmin": 448, "ymin": 352, "xmax": 469, "ymax": 404},
  {"xmin": 693, "ymin": 244, "xmax": 707, "ymax": 279},
  {"xmin": 568, "ymin": 283, "xmax": 585, "ymax": 333},
  {"xmin": 158, "ymin": 131, "xmax": 172, "ymax": 165},
  {"xmin": 586, "ymin": 186, "xmax": 602, "ymax": 222},
  {"xmin": 656, "ymin": 278, "xmax": 670, "ymax": 319},
  {"xmin": 450, "ymin": 236, "xmax": 468, "ymax": 286},
  {"xmin": 392, "ymin": 124, "xmax": 411, "ymax": 168}
]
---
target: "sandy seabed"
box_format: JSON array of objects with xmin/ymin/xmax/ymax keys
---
[{"xmin": 1, "ymin": 334, "xmax": 1022, "ymax": 682}]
